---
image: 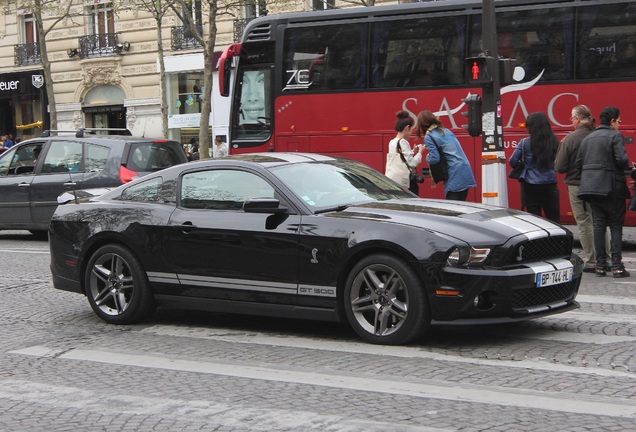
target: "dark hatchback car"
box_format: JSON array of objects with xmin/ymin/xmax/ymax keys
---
[
  {"xmin": 49, "ymin": 153, "xmax": 583, "ymax": 345},
  {"xmin": 0, "ymin": 129, "xmax": 187, "ymax": 235}
]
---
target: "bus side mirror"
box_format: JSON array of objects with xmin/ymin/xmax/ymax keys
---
[{"xmin": 219, "ymin": 43, "xmax": 241, "ymax": 97}]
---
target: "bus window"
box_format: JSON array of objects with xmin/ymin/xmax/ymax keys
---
[
  {"xmin": 283, "ymin": 24, "xmax": 368, "ymax": 91},
  {"xmin": 577, "ymin": 2, "xmax": 636, "ymax": 79},
  {"xmin": 371, "ymin": 17, "xmax": 465, "ymax": 88},
  {"xmin": 486, "ymin": 7, "xmax": 573, "ymax": 82},
  {"xmin": 233, "ymin": 67, "xmax": 272, "ymax": 140}
]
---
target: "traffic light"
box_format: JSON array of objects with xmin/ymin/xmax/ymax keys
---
[
  {"xmin": 461, "ymin": 94, "xmax": 482, "ymax": 137},
  {"xmin": 466, "ymin": 56, "xmax": 496, "ymax": 84}
]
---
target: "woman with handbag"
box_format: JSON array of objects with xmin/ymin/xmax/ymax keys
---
[
  {"xmin": 415, "ymin": 110, "xmax": 476, "ymax": 201},
  {"xmin": 509, "ymin": 112, "xmax": 560, "ymax": 222},
  {"xmin": 385, "ymin": 110, "xmax": 424, "ymax": 194}
]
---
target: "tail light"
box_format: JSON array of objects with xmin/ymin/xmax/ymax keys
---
[{"xmin": 119, "ymin": 166, "xmax": 138, "ymax": 183}]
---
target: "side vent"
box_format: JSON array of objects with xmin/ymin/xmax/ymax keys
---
[{"xmin": 245, "ymin": 23, "xmax": 272, "ymax": 42}]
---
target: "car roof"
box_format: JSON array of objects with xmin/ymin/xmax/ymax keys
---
[
  {"xmin": 205, "ymin": 152, "xmax": 341, "ymax": 168},
  {"xmin": 19, "ymin": 135, "xmax": 181, "ymax": 146}
]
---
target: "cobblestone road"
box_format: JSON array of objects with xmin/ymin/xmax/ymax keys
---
[{"xmin": 0, "ymin": 230, "xmax": 635, "ymax": 431}]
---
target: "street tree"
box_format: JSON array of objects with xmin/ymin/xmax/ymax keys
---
[{"xmin": 124, "ymin": 0, "xmax": 177, "ymax": 139}]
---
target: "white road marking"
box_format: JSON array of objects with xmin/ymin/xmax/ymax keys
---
[
  {"xmin": 0, "ymin": 248, "xmax": 49, "ymax": 254},
  {"xmin": 0, "ymin": 379, "xmax": 443, "ymax": 432},
  {"xmin": 9, "ymin": 348, "xmax": 633, "ymax": 419}
]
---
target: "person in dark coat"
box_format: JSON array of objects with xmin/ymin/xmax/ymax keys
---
[{"xmin": 576, "ymin": 106, "xmax": 630, "ymax": 278}]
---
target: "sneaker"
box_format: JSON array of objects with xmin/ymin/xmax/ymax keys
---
[
  {"xmin": 583, "ymin": 267, "xmax": 597, "ymax": 273},
  {"xmin": 596, "ymin": 267, "xmax": 607, "ymax": 277},
  {"xmin": 613, "ymin": 267, "xmax": 630, "ymax": 278}
]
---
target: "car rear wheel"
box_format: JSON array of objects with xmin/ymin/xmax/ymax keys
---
[
  {"xmin": 344, "ymin": 254, "xmax": 430, "ymax": 345},
  {"xmin": 84, "ymin": 244, "xmax": 155, "ymax": 324}
]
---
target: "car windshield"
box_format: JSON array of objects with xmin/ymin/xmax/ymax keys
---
[{"xmin": 271, "ymin": 158, "xmax": 413, "ymax": 211}]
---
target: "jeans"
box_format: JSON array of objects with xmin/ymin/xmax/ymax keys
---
[
  {"xmin": 445, "ymin": 189, "xmax": 468, "ymax": 201},
  {"xmin": 589, "ymin": 197, "xmax": 627, "ymax": 269}
]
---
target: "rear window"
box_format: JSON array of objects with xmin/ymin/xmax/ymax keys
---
[{"xmin": 126, "ymin": 142, "xmax": 186, "ymax": 172}]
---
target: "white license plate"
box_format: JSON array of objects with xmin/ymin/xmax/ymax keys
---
[{"xmin": 536, "ymin": 268, "xmax": 573, "ymax": 287}]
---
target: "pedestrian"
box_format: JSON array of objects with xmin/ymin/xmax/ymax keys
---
[
  {"xmin": 385, "ymin": 110, "xmax": 424, "ymax": 194},
  {"xmin": 555, "ymin": 105, "xmax": 609, "ymax": 273},
  {"xmin": 415, "ymin": 110, "xmax": 476, "ymax": 201},
  {"xmin": 212, "ymin": 136, "xmax": 228, "ymax": 158},
  {"xmin": 509, "ymin": 112, "xmax": 560, "ymax": 222},
  {"xmin": 576, "ymin": 106, "xmax": 630, "ymax": 278}
]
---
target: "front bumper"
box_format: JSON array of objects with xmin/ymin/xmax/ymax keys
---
[{"xmin": 429, "ymin": 255, "xmax": 583, "ymax": 324}]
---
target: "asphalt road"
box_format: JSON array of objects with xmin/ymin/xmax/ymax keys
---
[{"xmin": 0, "ymin": 230, "xmax": 635, "ymax": 431}]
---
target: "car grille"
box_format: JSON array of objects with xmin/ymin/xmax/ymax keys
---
[
  {"xmin": 504, "ymin": 236, "xmax": 571, "ymax": 266},
  {"xmin": 512, "ymin": 281, "xmax": 577, "ymax": 310}
]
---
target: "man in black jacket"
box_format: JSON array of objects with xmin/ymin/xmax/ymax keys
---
[{"xmin": 576, "ymin": 106, "xmax": 630, "ymax": 278}]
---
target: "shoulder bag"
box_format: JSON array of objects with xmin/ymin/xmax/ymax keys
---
[
  {"xmin": 508, "ymin": 139, "xmax": 525, "ymax": 180},
  {"xmin": 427, "ymin": 135, "xmax": 449, "ymax": 184}
]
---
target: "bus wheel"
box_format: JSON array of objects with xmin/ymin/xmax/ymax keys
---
[{"xmin": 344, "ymin": 254, "xmax": 430, "ymax": 345}]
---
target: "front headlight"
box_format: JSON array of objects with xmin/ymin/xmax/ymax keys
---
[{"xmin": 446, "ymin": 246, "xmax": 491, "ymax": 267}]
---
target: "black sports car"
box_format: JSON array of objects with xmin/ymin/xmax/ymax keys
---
[{"xmin": 49, "ymin": 153, "xmax": 583, "ymax": 345}]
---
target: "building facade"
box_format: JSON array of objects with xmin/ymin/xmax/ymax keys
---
[{"xmin": 0, "ymin": 1, "xmax": 267, "ymax": 146}]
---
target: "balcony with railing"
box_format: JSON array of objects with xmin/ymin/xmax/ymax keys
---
[
  {"xmin": 78, "ymin": 33, "xmax": 120, "ymax": 59},
  {"xmin": 233, "ymin": 18, "xmax": 255, "ymax": 42},
  {"xmin": 14, "ymin": 42, "xmax": 41, "ymax": 66},
  {"xmin": 171, "ymin": 25, "xmax": 203, "ymax": 51}
]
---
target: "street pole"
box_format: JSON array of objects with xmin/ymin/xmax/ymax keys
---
[{"xmin": 480, "ymin": 0, "xmax": 508, "ymax": 207}]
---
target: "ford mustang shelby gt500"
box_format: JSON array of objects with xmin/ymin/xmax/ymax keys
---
[{"xmin": 49, "ymin": 153, "xmax": 583, "ymax": 344}]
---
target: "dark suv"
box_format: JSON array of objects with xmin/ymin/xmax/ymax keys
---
[{"xmin": 0, "ymin": 128, "xmax": 188, "ymax": 235}]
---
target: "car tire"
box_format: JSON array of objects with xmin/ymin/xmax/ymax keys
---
[
  {"xmin": 344, "ymin": 254, "xmax": 430, "ymax": 345},
  {"xmin": 84, "ymin": 244, "xmax": 155, "ymax": 324}
]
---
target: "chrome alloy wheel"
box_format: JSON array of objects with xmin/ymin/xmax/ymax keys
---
[
  {"xmin": 349, "ymin": 263, "xmax": 409, "ymax": 337},
  {"xmin": 88, "ymin": 252, "xmax": 135, "ymax": 316}
]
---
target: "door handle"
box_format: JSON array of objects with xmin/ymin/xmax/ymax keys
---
[
  {"xmin": 63, "ymin": 181, "xmax": 77, "ymax": 187},
  {"xmin": 18, "ymin": 182, "xmax": 30, "ymax": 188}
]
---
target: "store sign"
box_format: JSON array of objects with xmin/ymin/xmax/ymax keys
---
[
  {"xmin": 0, "ymin": 80, "xmax": 19, "ymax": 91},
  {"xmin": 168, "ymin": 113, "xmax": 213, "ymax": 128},
  {"xmin": 32, "ymin": 75, "xmax": 44, "ymax": 89}
]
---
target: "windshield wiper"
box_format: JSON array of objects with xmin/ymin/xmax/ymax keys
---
[{"xmin": 313, "ymin": 204, "xmax": 350, "ymax": 214}]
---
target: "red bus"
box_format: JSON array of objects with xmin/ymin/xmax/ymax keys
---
[{"xmin": 219, "ymin": 0, "xmax": 636, "ymax": 224}]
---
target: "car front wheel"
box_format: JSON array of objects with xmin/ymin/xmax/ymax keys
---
[
  {"xmin": 344, "ymin": 254, "xmax": 430, "ymax": 345},
  {"xmin": 84, "ymin": 244, "xmax": 155, "ymax": 324}
]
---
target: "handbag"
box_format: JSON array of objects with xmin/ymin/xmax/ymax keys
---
[
  {"xmin": 427, "ymin": 136, "xmax": 449, "ymax": 184},
  {"xmin": 397, "ymin": 142, "xmax": 423, "ymax": 194},
  {"xmin": 508, "ymin": 139, "xmax": 525, "ymax": 179}
]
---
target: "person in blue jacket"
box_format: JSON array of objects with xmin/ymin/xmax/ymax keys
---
[
  {"xmin": 509, "ymin": 112, "xmax": 560, "ymax": 222},
  {"xmin": 415, "ymin": 110, "xmax": 476, "ymax": 201}
]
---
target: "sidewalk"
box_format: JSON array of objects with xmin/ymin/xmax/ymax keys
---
[{"xmin": 563, "ymin": 224, "xmax": 636, "ymax": 251}]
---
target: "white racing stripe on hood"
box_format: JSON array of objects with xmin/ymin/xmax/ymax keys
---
[{"xmin": 493, "ymin": 214, "xmax": 567, "ymax": 237}]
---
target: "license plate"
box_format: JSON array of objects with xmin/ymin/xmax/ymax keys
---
[{"xmin": 536, "ymin": 268, "xmax": 573, "ymax": 287}]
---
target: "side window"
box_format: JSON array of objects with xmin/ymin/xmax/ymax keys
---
[
  {"xmin": 492, "ymin": 7, "xmax": 572, "ymax": 81},
  {"xmin": 283, "ymin": 24, "xmax": 367, "ymax": 91},
  {"xmin": 0, "ymin": 148, "xmax": 18, "ymax": 177},
  {"xmin": 85, "ymin": 143, "xmax": 110, "ymax": 172},
  {"xmin": 372, "ymin": 17, "xmax": 465, "ymax": 88},
  {"xmin": 181, "ymin": 169, "xmax": 275, "ymax": 210},
  {"xmin": 120, "ymin": 177, "xmax": 162, "ymax": 201},
  {"xmin": 42, "ymin": 141, "xmax": 83, "ymax": 173},
  {"xmin": 128, "ymin": 144, "xmax": 183, "ymax": 172}
]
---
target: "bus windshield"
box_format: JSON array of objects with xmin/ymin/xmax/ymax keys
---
[{"xmin": 233, "ymin": 67, "xmax": 272, "ymax": 141}]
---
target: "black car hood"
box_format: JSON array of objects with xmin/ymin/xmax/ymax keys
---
[{"xmin": 327, "ymin": 199, "xmax": 568, "ymax": 245}]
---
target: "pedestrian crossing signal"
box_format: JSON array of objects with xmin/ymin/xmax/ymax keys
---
[
  {"xmin": 466, "ymin": 56, "xmax": 495, "ymax": 84},
  {"xmin": 461, "ymin": 94, "xmax": 482, "ymax": 137}
]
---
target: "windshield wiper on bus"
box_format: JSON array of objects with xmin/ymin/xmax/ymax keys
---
[{"xmin": 313, "ymin": 204, "xmax": 351, "ymax": 214}]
